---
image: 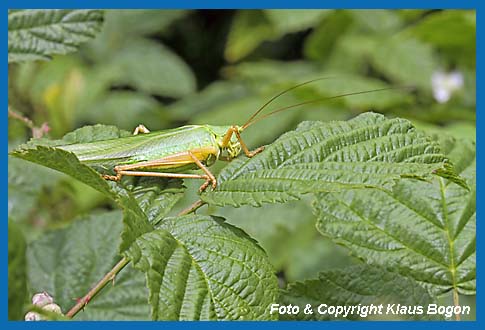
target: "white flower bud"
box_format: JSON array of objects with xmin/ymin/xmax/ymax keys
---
[
  {"xmin": 24, "ymin": 311, "xmax": 42, "ymax": 321},
  {"xmin": 32, "ymin": 291, "xmax": 54, "ymax": 307},
  {"xmin": 43, "ymin": 303, "xmax": 62, "ymax": 314},
  {"xmin": 431, "ymin": 71, "xmax": 464, "ymax": 103}
]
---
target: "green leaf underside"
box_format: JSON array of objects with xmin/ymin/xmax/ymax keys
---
[
  {"xmin": 201, "ymin": 112, "xmax": 465, "ymax": 207},
  {"xmin": 27, "ymin": 211, "xmax": 150, "ymax": 320},
  {"xmin": 280, "ymin": 265, "xmax": 441, "ymax": 320},
  {"xmin": 10, "ymin": 125, "xmax": 185, "ymax": 253},
  {"xmin": 125, "ymin": 214, "xmax": 278, "ymax": 320},
  {"xmin": 314, "ymin": 137, "xmax": 475, "ymax": 295},
  {"xmin": 8, "ymin": 10, "xmax": 104, "ymax": 63}
]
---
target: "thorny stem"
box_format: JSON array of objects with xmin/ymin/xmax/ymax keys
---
[
  {"xmin": 65, "ymin": 257, "xmax": 129, "ymax": 318},
  {"xmin": 65, "ymin": 199, "xmax": 206, "ymax": 319}
]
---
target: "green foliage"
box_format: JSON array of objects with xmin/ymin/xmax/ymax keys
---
[
  {"xmin": 104, "ymin": 39, "xmax": 196, "ymax": 97},
  {"xmin": 8, "ymin": 10, "xmax": 104, "ymax": 63},
  {"xmin": 408, "ymin": 10, "xmax": 476, "ymax": 67},
  {"xmin": 280, "ymin": 265, "xmax": 441, "ymax": 320},
  {"xmin": 314, "ymin": 137, "xmax": 475, "ymax": 295},
  {"xmin": 10, "ymin": 125, "xmax": 185, "ymax": 252},
  {"xmin": 225, "ymin": 10, "xmax": 329, "ymax": 62},
  {"xmin": 8, "ymin": 9, "xmax": 475, "ymax": 321},
  {"xmin": 126, "ymin": 215, "xmax": 278, "ymax": 320},
  {"xmin": 201, "ymin": 113, "xmax": 465, "ymax": 207},
  {"xmin": 8, "ymin": 221, "xmax": 28, "ymax": 320},
  {"xmin": 27, "ymin": 211, "xmax": 150, "ymax": 320}
]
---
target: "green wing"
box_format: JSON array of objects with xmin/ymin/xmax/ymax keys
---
[{"xmin": 58, "ymin": 125, "xmax": 217, "ymax": 170}]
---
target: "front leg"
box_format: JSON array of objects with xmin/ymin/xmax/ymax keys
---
[{"xmin": 221, "ymin": 126, "xmax": 265, "ymax": 158}]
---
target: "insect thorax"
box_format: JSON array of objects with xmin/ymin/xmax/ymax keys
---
[{"xmin": 225, "ymin": 139, "xmax": 241, "ymax": 158}]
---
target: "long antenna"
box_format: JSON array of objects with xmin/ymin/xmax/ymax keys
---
[
  {"xmin": 241, "ymin": 86, "xmax": 413, "ymax": 130},
  {"xmin": 241, "ymin": 77, "xmax": 336, "ymax": 129}
]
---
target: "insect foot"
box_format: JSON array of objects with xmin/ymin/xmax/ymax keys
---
[
  {"xmin": 199, "ymin": 177, "xmax": 217, "ymax": 192},
  {"xmin": 102, "ymin": 174, "xmax": 121, "ymax": 181},
  {"xmin": 248, "ymin": 145, "xmax": 265, "ymax": 157}
]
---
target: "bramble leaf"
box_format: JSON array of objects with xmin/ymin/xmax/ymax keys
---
[
  {"xmin": 201, "ymin": 112, "xmax": 466, "ymax": 207},
  {"xmin": 280, "ymin": 265, "xmax": 441, "ymax": 320},
  {"xmin": 314, "ymin": 137, "xmax": 475, "ymax": 295},
  {"xmin": 125, "ymin": 214, "xmax": 279, "ymax": 320},
  {"xmin": 8, "ymin": 10, "xmax": 104, "ymax": 63}
]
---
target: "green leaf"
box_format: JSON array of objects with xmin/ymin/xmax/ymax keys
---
[
  {"xmin": 201, "ymin": 113, "xmax": 465, "ymax": 207},
  {"xmin": 8, "ymin": 221, "xmax": 28, "ymax": 320},
  {"xmin": 8, "ymin": 145, "xmax": 62, "ymax": 223},
  {"xmin": 107, "ymin": 38, "xmax": 196, "ymax": 97},
  {"xmin": 280, "ymin": 265, "xmax": 441, "ymax": 320},
  {"xmin": 304, "ymin": 10, "xmax": 354, "ymax": 62},
  {"xmin": 167, "ymin": 80, "xmax": 251, "ymax": 119},
  {"xmin": 264, "ymin": 9, "xmax": 330, "ymax": 34},
  {"xmin": 10, "ymin": 125, "xmax": 185, "ymax": 252},
  {"xmin": 368, "ymin": 36, "xmax": 438, "ymax": 91},
  {"xmin": 85, "ymin": 10, "xmax": 187, "ymax": 61},
  {"xmin": 78, "ymin": 91, "xmax": 165, "ymax": 131},
  {"xmin": 225, "ymin": 10, "xmax": 275, "ymax": 62},
  {"xmin": 8, "ymin": 10, "xmax": 104, "ymax": 63},
  {"xmin": 121, "ymin": 177, "xmax": 185, "ymax": 225},
  {"xmin": 225, "ymin": 10, "xmax": 329, "ymax": 62},
  {"xmin": 125, "ymin": 214, "xmax": 279, "ymax": 320},
  {"xmin": 211, "ymin": 198, "xmax": 353, "ymax": 282},
  {"xmin": 314, "ymin": 137, "xmax": 475, "ymax": 295},
  {"xmin": 27, "ymin": 211, "xmax": 150, "ymax": 320},
  {"xmin": 350, "ymin": 10, "xmax": 403, "ymax": 33},
  {"xmin": 408, "ymin": 10, "xmax": 475, "ymax": 67}
]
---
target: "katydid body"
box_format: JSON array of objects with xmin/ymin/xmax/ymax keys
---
[{"xmin": 59, "ymin": 124, "xmax": 255, "ymax": 191}]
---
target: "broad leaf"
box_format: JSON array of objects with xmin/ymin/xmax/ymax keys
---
[
  {"xmin": 304, "ymin": 10, "xmax": 353, "ymax": 62},
  {"xmin": 201, "ymin": 113, "xmax": 465, "ymax": 207},
  {"xmin": 125, "ymin": 214, "xmax": 279, "ymax": 320},
  {"xmin": 225, "ymin": 10, "xmax": 275, "ymax": 63},
  {"xmin": 106, "ymin": 38, "xmax": 196, "ymax": 97},
  {"xmin": 280, "ymin": 265, "xmax": 441, "ymax": 320},
  {"xmin": 368, "ymin": 36, "xmax": 438, "ymax": 91},
  {"xmin": 85, "ymin": 10, "xmax": 187, "ymax": 61},
  {"xmin": 225, "ymin": 10, "xmax": 328, "ymax": 62},
  {"xmin": 8, "ymin": 221, "xmax": 28, "ymax": 320},
  {"xmin": 264, "ymin": 9, "xmax": 330, "ymax": 34},
  {"xmin": 27, "ymin": 211, "xmax": 150, "ymax": 320},
  {"xmin": 8, "ymin": 10, "xmax": 104, "ymax": 63},
  {"xmin": 408, "ymin": 10, "xmax": 475, "ymax": 67},
  {"xmin": 8, "ymin": 146, "xmax": 62, "ymax": 223},
  {"xmin": 314, "ymin": 137, "xmax": 475, "ymax": 295},
  {"xmin": 350, "ymin": 10, "xmax": 403, "ymax": 33}
]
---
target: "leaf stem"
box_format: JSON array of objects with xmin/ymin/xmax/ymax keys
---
[
  {"xmin": 65, "ymin": 257, "xmax": 129, "ymax": 318},
  {"xmin": 65, "ymin": 199, "xmax": 206, "ymax": 319},
  {"xmin": 453, "ymin": 289, "xmax": 461, "ymax": 321}
]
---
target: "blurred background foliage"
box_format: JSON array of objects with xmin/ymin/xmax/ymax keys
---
[{"xmin": 8, "ymin": 9, "xmax": 475, "ymax": 318}]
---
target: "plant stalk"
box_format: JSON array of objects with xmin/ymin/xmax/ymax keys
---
[{"xmin": 453, "ymin": 288, "xmax": 461, "ymax": 321}]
